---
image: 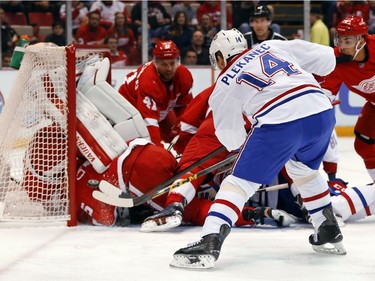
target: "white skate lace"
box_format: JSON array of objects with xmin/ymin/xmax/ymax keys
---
[{"xmin": 187, "ymin": 238, "xmax": 203, "ymax": 247}]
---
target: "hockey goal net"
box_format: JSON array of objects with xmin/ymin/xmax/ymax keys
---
[{"xmin": 0, "ymin": 43, "xmax": 109, "ymax": 226}]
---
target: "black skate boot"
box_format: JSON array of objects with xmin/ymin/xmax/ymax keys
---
[
  {"xmin": 309, "ymin": 205, "xmax": 346, "ymax": 255},
  {"xmin": 170, "ymin": 224, "xmax": 231, "ymax": 269},
  {"xmin": 140, "ymin": 199, "xmax": 186, "ymax": 232}
]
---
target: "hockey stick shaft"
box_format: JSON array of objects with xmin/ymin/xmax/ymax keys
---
[
  {"xmin": 256, "ymin": 183, "xmax": 289, "ymax": 193},
  {"xmin": 95, "ymin": 145, "xmax": 228, "ymax": 208},
  {"xmin": 148, "ymin": 153, "xmax": 238, "ymax": 201}
]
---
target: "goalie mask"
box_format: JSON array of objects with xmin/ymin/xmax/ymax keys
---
[{"xmin": 209, "ymin": 28, "xmax": 248, "ymax": 70}]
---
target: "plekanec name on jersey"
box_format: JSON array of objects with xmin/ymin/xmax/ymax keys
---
[{"xmin": 221, "ymin": 43, "xmax": 271, "ymax": 86}]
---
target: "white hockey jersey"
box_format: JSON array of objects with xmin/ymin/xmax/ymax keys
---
[{"xmin": 209, "ymin": 39, "xmax": 336, "ymax": 151}]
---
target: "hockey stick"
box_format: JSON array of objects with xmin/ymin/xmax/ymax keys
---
[
  {"xmin": 92, "ymin": 145, "xmax": 227, "ymax": 207},
  {"xmin": 256, "ymin": 183, "xmax": 289, "ymax": 192},
  {"xmin": 93, "ymin": 159, "xmax": 289, "ymax": 208},
  {"xmin": 93, "ymin": 152, "xmax": 237, "ymax": 208}
]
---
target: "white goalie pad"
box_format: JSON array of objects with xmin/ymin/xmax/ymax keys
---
[
  {"xmin": 77, "ymin": 58, "xmax": 150, "ymax": 142},
  {"xmin": 76, "ymin": 90, "xmax": 128, "ymax": 173}
]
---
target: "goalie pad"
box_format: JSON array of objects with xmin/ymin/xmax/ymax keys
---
[
  {"xmin": 23, "ymin": 125, "xmax": 67, "ymax": 208},
  {"xmin": 77, "ymin": 90, "xmax": 128, "ymax": 173},
  {"xmin": 77, "ymin": 58, "xmax": 150, "ymax": 142}
]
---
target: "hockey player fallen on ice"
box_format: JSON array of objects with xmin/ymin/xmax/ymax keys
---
[
  {"xmin": 318, "ymin": 16, "xmax": 375, "ymax": 184},
  {"xmin": 170, "ymin": 29, "xmax": 346, "ymax": 270}
]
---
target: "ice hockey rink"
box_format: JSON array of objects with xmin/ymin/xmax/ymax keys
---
[{"xmin": 0, "ymin": 137, "xmax": 374, "ymax": 281}]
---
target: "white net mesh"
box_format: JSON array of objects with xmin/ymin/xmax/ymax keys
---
[{"xmin": 0, "ymin": 43, "xmax": 70, "ymax": 222}]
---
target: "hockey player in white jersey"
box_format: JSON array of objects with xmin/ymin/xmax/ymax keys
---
[{"xmin": 170, "ymin": 29, "xmax": 346, "ymax": 269}]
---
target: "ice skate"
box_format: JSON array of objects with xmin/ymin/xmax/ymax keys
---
[
  {"xmin": 140, "ymin": 201, "xmax": 185, "ymax": 232},
  {"xmin": 170, "ymin": 224, "xmax": 231, "ymax": 269},
  {"xmin": 309, "ymin": 206, "xmax": 347, "ymax": 255}
]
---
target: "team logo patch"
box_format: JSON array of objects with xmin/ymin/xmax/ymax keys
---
[{"xmin": 353, "ymin": 75, "xmax": 375, "ymax": 93}]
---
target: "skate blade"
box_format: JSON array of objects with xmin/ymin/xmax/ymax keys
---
[
  {"xmin": 140, "ymin": 216, "xmax": 181, "ymax": 232},
  {"xmin": 169, "ymin": 254, "xmax": 215, "ymax": 269},
  {"xmin": 312, "ymin": 241, "xmax": 347, "ymax": 255}
]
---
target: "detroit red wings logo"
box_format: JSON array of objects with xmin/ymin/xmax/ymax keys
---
[{"xmin": 353, "ymin": 75, "xmax": 375, "ymax": 94}]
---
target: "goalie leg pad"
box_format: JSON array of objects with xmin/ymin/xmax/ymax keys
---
[
  {"xmin": 77, "ymin": 58, "xmax": 149, "ymax": 142},
  {"xmin": 76, "ymin": 90, "xmax": 127, "ymax": 173}
]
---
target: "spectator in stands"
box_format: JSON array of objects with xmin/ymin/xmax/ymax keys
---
[
  {"xmin": 196, "ymin": 1, "xmax": 232, "ymax": 29},
  {"xmin": 0, "ymin": 1, "xmax": 25, "ymax": 13},
  {"xmin": 127, "ymin": 34, "xmax": 143, "ymax": 66},
  {"xmin": 181, "ymin": 30, "xmax": 210, "ymax": 65},
  {"xmin": 130, "ymin": 1, "xmax": 172, "ymax": 39},
  {"xmin": 310, "ymin": 6, "xmax": 330, "ymax": 46},
  {"xmin": 90, "ymin": 0, "xmax": 131, "ymax": 29},
  {"xmin": 196, "ymin": 13, "xmax": 218, "ymax": 48},
  {"xmin": 330, "ymin": 1, "xmax": 370, "ymax": 40},
  {"xmin": 0, "ymin": 7, "xmax": 19, "ymax": 53},
  {"xmin": 183, "ymin": 48, "xmax": 198, "ymax": 65},
  {"xmin": 243, "ymin": 5, "xmax": 287, "ymax": 48},
  {"xmin": 44, "ymin": 21, "xmax": 66, "ymax": 46},
  {"xmin": 162, "ymin": 11, "xmax": 193, "ymax": 50},
  {"xmin": 27, "ymin": 1, "xmax": 60, "ymax": 22},
  {"xmin": 368, "ymin": 1, "xmax": 375, "ymax": 34},
  {"xmin": 107, "ymin": 12, "xmax": 135, "ymax": 53},
  {"xmin": 107, "ymin": 35, "xmax": 128, "ymax": 68},
  {"xmin": 75, "ymin": 11, "xmax": 107, "ymax": 45},
  {"xmin": 171, "ymin": 2, "xmax": 198, "ymax": 27},
  {"xmin": 1, "ymin": 51, "xmax": 12, "ymax": 68},
  {"xmin": 59, "ymin": 0, "xmax": 88, "ymax": 35}
]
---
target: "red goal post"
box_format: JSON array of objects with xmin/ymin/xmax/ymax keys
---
[{"xmin": 0, "ymin": 43, "xmax": 110, "ymax": 226}]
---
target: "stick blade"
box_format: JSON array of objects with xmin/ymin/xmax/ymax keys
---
[{"xmin": 90, "ymin": 181, "xmax": 136, "ymax": 207}]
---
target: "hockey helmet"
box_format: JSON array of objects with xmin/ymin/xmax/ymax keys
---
[
  {"xmin": 209, "ymin": 28, "xmax": 248, "ymax": 69},
  {"xmin": 336, "ymin": 16, "xmax": 368, "ymax": 36},
  {"xmin": 251, "ymin": 5, "xmax": 271, "ymax": 20},
  {"xmin": 153, "ymin": 40, "xmax": 180, "ymax": 60}
]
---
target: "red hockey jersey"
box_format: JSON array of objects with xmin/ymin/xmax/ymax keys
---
[
  {"xmin": 320, "ymin": 35, "xmax": 375, "ymax": 104},
  {"xmin": 118, "ymin": 61, "xmax": 193, "ymax": 146}
]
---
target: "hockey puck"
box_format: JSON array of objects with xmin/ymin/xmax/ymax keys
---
[{"xmin": 87, "ymin": 179, "xmax": 99, "ymax": 188}]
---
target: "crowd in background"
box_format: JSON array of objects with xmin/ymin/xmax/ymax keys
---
[{"xmin": 1, "ymin": 0, "xmax": 375, "ymax": 68}]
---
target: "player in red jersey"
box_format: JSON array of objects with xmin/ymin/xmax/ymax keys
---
[
  {"xmin": 118, "ymin": 40, "xmax": 193, "ymax": 147},
  {"xmin": 320, "ymin": 16, "xmax": 375, "ymax": 183}
]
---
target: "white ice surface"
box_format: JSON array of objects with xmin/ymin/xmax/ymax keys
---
[{"xmin": 0, "ymin": 137, "xmax": 374, "ymax": 281}]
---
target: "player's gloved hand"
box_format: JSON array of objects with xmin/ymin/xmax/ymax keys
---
[
  {"xmin": 197, "ymin": 183, "xmax": 219, "ymax": 201},
  {"xmin": 242, "ymin": 207, "xmax": 294, "ymax": 227},
  {"xmin": 328, "ymin": 178, "xmax": 348, "ymax": 196}
]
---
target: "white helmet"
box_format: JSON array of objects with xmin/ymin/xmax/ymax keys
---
[{"xmin": 209, "ymin": 28, "xmax": 248, "ymax": 69}]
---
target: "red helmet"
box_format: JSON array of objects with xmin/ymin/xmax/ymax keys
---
[
  {"xmin": 336, "ymin": 16, "xmax": 368, "ymax": 36},
  {"xmin": 153, "ymin": 40, "xmax": 180, "ymax": 59}
]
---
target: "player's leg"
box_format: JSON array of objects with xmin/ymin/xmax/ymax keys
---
[
  {"xmin": 286, "ymin": 109, "xmax": 346, "ymax": 255},
  {"xmin": 354, "ymin": 102, "xmax": 375, "ymax": 182}
]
